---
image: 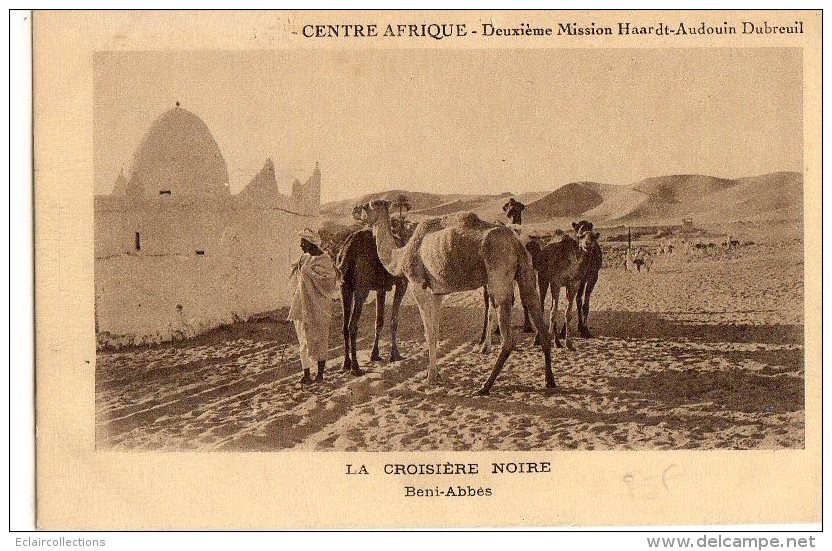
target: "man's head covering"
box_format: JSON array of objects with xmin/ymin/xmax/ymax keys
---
[{"xmin": 299, "ymin": 228, "xmax": 322, "ymax": 248}]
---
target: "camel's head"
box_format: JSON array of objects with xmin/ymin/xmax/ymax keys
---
[
  {"xmin": 572, "ymin": 220, "xmax": 599, "ymax": 252},
  {"xmin": 572, "ymin": 220, "xmax": 594, "ymax": 235},
  {"xmin": 356, "ymin": 199, "xmax": 391, "ymax": 225}
]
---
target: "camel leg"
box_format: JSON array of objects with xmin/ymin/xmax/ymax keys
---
[
  {"xmin": 478, "ymin": 286, "xmax": 489, "ymax": 346},
  {"xmin": 511, "ymin": 246, "xmax": 555, "ymax": 389},
  {"xmin": 389, "ymin": 281, "xmax": 407, "ymax": 362},
  {"xmin": 481, "ymin": 295, "xmax": 498, "ymax": 354},
  {"xmin": 580, "ymin": 273, "xmax": 597, "ymax": 338},
  {"xmin": 493, "ymin": 299, "xmax": 501, "ymax": 338},
  {"xmin": 348, "ymin": 289, "xmax": 369, "ymax": 375},
  {"xmin": 575, "ymin": 278, "xmax": 587, "ymax": 337},
  {"xmin": 520, "ymin": 281, "xmax": 533, "ymax": 333},
  {"xmin": 522, "ymin": 307, "xmax": 533, "ymax": 333},
  {"xmin": 475, "ymin": 301, "xmax": 514, "ymax": 396},
  {"xmin": 550, "ymin": 284, "xmax": 563, "ymax": 349},
  {"xmin": 533, "ymin": 278, "xmax": 549, "ymax": 346},
  {"xmin": 370, "ymin": 289, "xmax": 386, "ymax": 361},
  {"xmin": 519, "ymin": 281, "xmax": 555, "ymax": 390},
  {"xmin": 539, "ymin": 276, "xmax": 549, "ymax": 314},
  {"xmin": 564, "ymin": 282, "xmax": 577, "ymax": 351},
  {"xmin": 555, "ymin": 285, "xmax": 569, "ymax": 340},
  {"xmin": 412, "ymin": 284, "xmax": 441, "ymax": 384},
  {"xmin": 341, "ymin": 285, "xmax": 353, "ymax": 372}
]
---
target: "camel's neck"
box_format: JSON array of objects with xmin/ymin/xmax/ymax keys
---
[
  {"xmin": 372, "ymin": 210, "xmax": 405, "ymax": 277},
  {"xmin": 577, "ymin": 243, "xmax": 597, "ymax": 271}
]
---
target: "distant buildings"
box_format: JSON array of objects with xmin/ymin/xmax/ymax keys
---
[{"xmin": 95, "ymin": 105, "xmax": 320, "ymax": 347}]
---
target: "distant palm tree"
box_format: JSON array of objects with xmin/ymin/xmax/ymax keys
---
[{"xmin": 392, "ymin": 193, "xmax": 412, "ymax": 222}]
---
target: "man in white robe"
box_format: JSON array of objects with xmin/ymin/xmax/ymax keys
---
[{"xmin": 287, "ymin": 228, "xmax": 337, "ymax": 384}]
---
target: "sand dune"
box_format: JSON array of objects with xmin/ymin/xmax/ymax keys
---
[
  {"xmin": 683, "ymin": 172, "xmax": 804, "ymax": 223},
  {"xmin": 580, "ymin": 186, "xmax": 652, "ymax": 223},
  {"xmin": 521, "ymin": 183, "xmax": 604, "ymax": 223},
  {"xmin": 610, "ymin": 173, "xmax": 801, "ymax": 225},
  {"xmin": 633, "ymin": 174, "xmax": 737, "ymax": 204},
  {"xmin": 322, "ymin": 189, "xmax": 509, "ymax": 219},
  {"xmin": 322, "ymin": 172, "xmax": 803, "ymax": 228}
]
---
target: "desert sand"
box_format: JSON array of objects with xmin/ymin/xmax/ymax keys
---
[{"xmin": 96, "ymin": 219, "xmax": 804, "ymax": 451}]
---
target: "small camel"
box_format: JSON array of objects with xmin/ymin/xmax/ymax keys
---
[
  {"xmin": 357, "ymin": 199, "xmax": 554, "ymax": 395},
  {"xmin": 571, "ymin": 220, "xmax": 602, "ymax": 338},
  {"xmin": 335, "ymin": 221, "xmax": 408, "ymax": 375},
  {"xmin": 534, "ymin": 224, "xmax": 600, "ymax": 349}
]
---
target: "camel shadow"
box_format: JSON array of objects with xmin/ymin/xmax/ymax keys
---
[
  {"xmin": 605, "ymin": 367, "xmax": 803, "ymax": 414},
  {"xmin": 587, "ymin": 310, "xmax": 803, "ymax": 345}
]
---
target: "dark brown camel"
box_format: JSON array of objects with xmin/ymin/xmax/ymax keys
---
[
  {"xmin": 335, "ymin": 225, "xmax": 408, "ymax": 375},
  {"xmin": 534, "ymin": 224, "xmax": 600, "ymax": 349},
  {"xmin": 571, "ymin": 220, "xmax": 602, "ymax": 338}
]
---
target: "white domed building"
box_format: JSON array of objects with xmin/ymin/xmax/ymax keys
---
[
  {"xmin": 126, "ymin": 104, "xmax": 231, "ymax": 201},
  {"xmin": 95, "ymin": 104, "xmax": 321, "ymax": 347}
]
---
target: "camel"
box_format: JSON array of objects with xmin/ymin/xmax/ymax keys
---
[
  {"xmin": 335, "ymin": 222, "xmax": 408, "ymax": 375},
  {"xmin": 571, "ymin": 221, "xmax": 603, "ymax": 338},
  {"xmin": 356, "ymin": 199, "xmax": 554, "ymax": 395},
  {"xmin": 534, "ymin": 223, "xmax": 600, "ymax": 349},
  {"xmin": 477, "ymin": 238, "xmax": 541, "ymax": 353}
]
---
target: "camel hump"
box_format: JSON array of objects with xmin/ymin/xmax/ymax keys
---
[
  {"xmin": 540, "ymin": 233, "xmax": 579, "ymax": 260},
  {"xmin": 542, "ymin": 232, "xmax": 572, "ymax": 248},
  {"xmin": 429, "ymin": 211, "xmax": 495, "ymax": 232},
  {"xmin": 409, "ymin": 211, "xmax": 491, "ymax": 239},
  {"xmin": 558, "ymin": 233, "xmax": 579, "ymax": 247},
  {"xmin": 409, "ymin": 216, "xmax": 445, "ymax": 241},
  {"xmin": 456, "ymin": 212, "xmax": 492, "ymax": 230}
]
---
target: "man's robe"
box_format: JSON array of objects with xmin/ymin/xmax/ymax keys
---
[{"xmin": 287, "ymin": 253, "xmax": 337, "ymax": 361}]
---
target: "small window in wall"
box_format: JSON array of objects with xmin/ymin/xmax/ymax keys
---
[
  {"xmin": 195, "ymin": 250, "xmax": 205, "ymax": 256},
  {"xmin": 135, "ymin": 232, "xmax": 141, "ymax": 251},
  {"xmin": 159, "ymin": 190, "xmax": 171, "ymax": 196}
]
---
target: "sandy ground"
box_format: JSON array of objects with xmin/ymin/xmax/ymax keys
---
[{"xmin": 96, "ymin": 233, "xmax": 804, "ymax": 451}]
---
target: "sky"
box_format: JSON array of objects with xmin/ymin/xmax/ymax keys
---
[{"xmin": 94, "ymin": 48, "xmax": 802, "ymax": 203}]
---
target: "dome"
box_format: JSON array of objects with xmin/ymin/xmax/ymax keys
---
[{"xmin": 126, "ymin": 105, "xmax": 229, "ymax": 200}]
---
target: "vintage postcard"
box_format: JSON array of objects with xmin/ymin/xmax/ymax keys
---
[{"xmin": 33, "ymin": 10, "xmax": 821, "ymax": 529}]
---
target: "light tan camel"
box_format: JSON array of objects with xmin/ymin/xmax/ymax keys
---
[{"xmin": 356, "ymin": 199, "xmax": 554, "ymax": 395}]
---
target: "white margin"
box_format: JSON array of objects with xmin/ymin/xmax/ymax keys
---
[{"xmin": 7, "ymin": 9, "xmax": 35, "ymax": 533}]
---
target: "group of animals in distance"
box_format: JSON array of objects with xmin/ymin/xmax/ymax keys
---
[{"xmin": 333, "ymin": 199, "xmax": 602, "ymax": 396}]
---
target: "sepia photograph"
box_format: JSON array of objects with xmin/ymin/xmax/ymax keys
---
[
  {"xmin": 93, "ymin": 47, "xmax": 804, "ymax": 452},
  {"xmin": 28, "ymin": 9, "xmax": 821, "ymax": 530}
]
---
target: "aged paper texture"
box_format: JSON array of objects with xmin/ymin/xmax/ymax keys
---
[{"xmin": 34, "ymin": 10, "xmax": 820, "ymax": 528}]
